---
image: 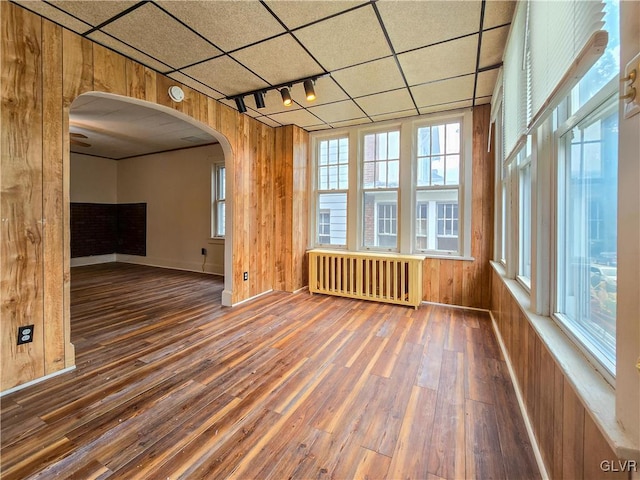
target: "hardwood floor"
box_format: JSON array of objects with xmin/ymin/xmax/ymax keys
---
[{"xmin": 1, "ymin": 263, "xmax": 540, "ymax": 479}]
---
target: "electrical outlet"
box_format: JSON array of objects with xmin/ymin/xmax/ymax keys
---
[
  {"xmin": 17, "ymin": 325, "xmax": 34, "ymax": 345},
  {"xmin": 243, "ymin": 272, "xmax": 248, "ymax": 281},
  {"xmin": 201, "ymin": 247, "xmax": 207, "ymax": 255}
]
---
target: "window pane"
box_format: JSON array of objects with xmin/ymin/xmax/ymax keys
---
[
  {"xmin": 417, "ymin": 157, "xmax": 430, "ymax": 187},
  {"xmin": 557, "ymin": 99, "xmax": 617, "ymax": 370},
  {"xmin": 519, "ymin": 161, "xmax": 531, "ymax": 280},
  {"xmin": 415, "ymin": 189, "xmax": 459, "ymax": 252},
  {"xmin": 319, "ymin": 141, "xmax": 328, "ymax": 165},
  {"xmin": 418, "ymin": 127, "xmax": 431, "ymax": 156},
  {"xmin": 431, "ymin": 156, "xmax": 444, "ymax": 185},
  {"xmin": 339, "ymin": 165, "xmax": 348, "ymax": 189},
  {"xmin": 388, "ymin": 160, "xmax": 399, "ymax": 187},
  {"xmin": 445, "ymin": 155, "xmax": 460, "ymax": 185},
  {"xmin": 363, "ymin": 191, "xmax": 397, "ymax": 249},
  {"xmin": 432, "ymin": 124, "xmax": 445, "ymax": 155},
  {"xmin": 388, "ymin": 131, "xmax": 400, "ymax": 159},
  {"xmin": 318, "ymin": 166, "xmax": 328, "ymax": 190},
  {"xmin": 446, "ymin": 123, "xmax": 460, "ymax": 154},
  {"xmin": 376, "ymin": 133, "xmax": 388, "ymax": 160},
  {"xmin": 217, "ymin": 201, "xmax": 225, "ymax": 237},
  {"xmin": 317, "ymin": 193, "xmax": 347, "ymax": 246}
]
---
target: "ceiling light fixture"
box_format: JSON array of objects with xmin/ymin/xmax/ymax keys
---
[
  {"xmin": 226, "ymin": 73, "xmax": 328, "ymax": 114},
  {"xmin": 280, "ymin": 87, "xmax": 292, "ymax": 107},
  {"xmin": 254, "ymin": 91, "xmax": 266, "ymax": 109},
  {"xmin": 235, "ymin": 97, "xmax": 247, "ymax": 113},
  {"xmin": 304, "ymin": 79, "xmax": 316, "ymax": 101}
]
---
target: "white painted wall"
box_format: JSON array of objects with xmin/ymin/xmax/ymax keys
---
[
  {"xmin": 70, "ymin": 153, "xmax": 117, "ymax": 203},
  {"xmin": 616, "ymin": 0, "xmax": 640, "ymax": 449},
  {"xmin": 116, "ymin": 144, "xmax": 225, "ymax": 275}
]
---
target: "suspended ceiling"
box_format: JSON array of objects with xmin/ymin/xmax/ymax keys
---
[{"xmin": 15, "ymin": 0, "xmax": 514, "ymax": 132}]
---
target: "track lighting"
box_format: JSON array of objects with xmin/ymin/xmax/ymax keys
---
[
  {"xmin": 254, "ymin": 91, "xmax": 266, "ymax": 109},
  {"xmin": 304, "ymin": 79, "xmax": 316, "ymax": 101},
  {"xmin": 226, "ymin": 74, "xmax": 328, "ymax": 114},
  {"xmin": 234, "ymin": 97, "xmax": 247, "ymax": 113},
  {"xmin": 280, "ymin": 87, "xmax": 292, "ymax": 107}
]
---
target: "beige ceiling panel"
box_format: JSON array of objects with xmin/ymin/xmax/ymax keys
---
[
  {"xmin": 268, "ymin": 109, "xmax": 324, "ymax": 128},
  {"xmin": 483, "ymin": 1, "xmax": 516, "ymax": 29},
  {"xmin": 168, "ymin": 73, "xmax": 224, "ymax": 100},
  {"xmin": 102, "ymin": 3, "xmax": 221, "ymax": 69},
  {"xmin": 265, "ymin": 1, "xmax": 367, "ymax": 29},
  {"xmin": 14, "ymin": 1, "xmax": 91, "ymax": 34},
  {"xmin": 355, "ymin": 89, "xmax": 416, "ymax": 117},
  {"xmin": 411, "ymin": 75, "xmax": 474, "ymax": 108},
  {"xmin": 475, "ymin": 96, "xmax": 492, "ymax": 106},
  {"xmin": 399, "ymin": 35, "xmax": 478, "ymax": 86},
  {"xmin": 232, "ymin": 35, "xmax": 323, "ymax": 86},
  {"xmin": 182, "ymin": 56, "xmax": 269, "ymax": 97},
  {"xmin": 370, "ymin": 108, "xmax": 417, "ymax": 123},
  {"xmin": 255, "ymin": 116, "xmax": 283, "ymax": 128},
  {"xmin": 306, "ymin": 124, "xmax": 333, "ymax": 131},
  {"xmin": 479, "ymin": 25, "xmax": 509, "ymax": 69},
  {"xmin": 49, "ymin": 1, "xmax": 138, "ymax": 27},
  {"xmin": 88, "ymin": 32, "xmax": 173, "ymax": 73},
  {"xmin": 294, "ymin": 7, "xmax": 391, "ymax": 71},
  {"xmin": 330, "ymin": 117, "xmax": 371, "ymax": 129},
  {"xmin": 476, "ymin": 69, "xmax": 500, "ymax": 99},
  {"xmin": 308, "ymin": 100, "xmax": 365, "ymax": 124},
  {"xmin": 377, "ymin": 1, "xmax": 481, "ymax": 53},
  {"xmin": 332, "ymin": 57, "xmax": 405, "ymax": 98},
  {"xmin": 290, "ymin": 77, "xmax": 349, "ymax": 106},
  {"xmin": 157, "ymin": 1, "xmax": 285, "ymax": 52},
  {"xmin": 418, "ymin": 99, "xmax": 473, "ymax": 116}
]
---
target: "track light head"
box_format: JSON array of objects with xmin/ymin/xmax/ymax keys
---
[
  {"xmin": 235, "ymin": 96, "xmax": 247, "ymax": 113},
  {"xmin": 304, "ymin": 79, "xmax": 316, "ymax": 102},
  {"xmin": 254, "ymin": 91, "xmax": 266, "ymax": 109},
  {"xmin": 280, "ymin": 87, "xmax": 292, "ymax": 107}
]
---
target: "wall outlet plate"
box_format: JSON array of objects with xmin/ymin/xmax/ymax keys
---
[
  {"xmin": 243, "ymin": 272, "xmax": 248, "ymax": 281},
  {"xmin": 201, "ymin": 247, "xmax": 207, "ymax": 255},
  {"xmin": 17, "ymin": 325, "xmax": 34, "ymax": 345}
]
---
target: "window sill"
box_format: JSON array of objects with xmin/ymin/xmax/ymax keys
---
[
  {"xmin": 421, "ymin": 253, "xmax": 475, "ymax": 262},
  {"xmin": 490, "ymin": 261, "xmax": 639, "ymax": 461},
  {"xmin": 208, "ymin": 237, "xmax": 225, "ymax": 245}
]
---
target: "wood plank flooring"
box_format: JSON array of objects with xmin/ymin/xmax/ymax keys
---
[{"xmin": 1, "ymin": 263, "xmax": 540, "ymax": 479}]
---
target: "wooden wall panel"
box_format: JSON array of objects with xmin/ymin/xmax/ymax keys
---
[
  {"xmin": 422, "ymin": 105, "xmax": 494, "ymax": 309},
  {"xmin": 490, "ymin": 269, "xmax": 631, "ymax": 480},
  {"xmin": 0, "ymin": 3, "xmax": 295, "ymax": 390}
]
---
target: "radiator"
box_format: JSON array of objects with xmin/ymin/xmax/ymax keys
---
[{"xmin": 308, "ymin": 249, "xmax": 425, "ymax": 309}]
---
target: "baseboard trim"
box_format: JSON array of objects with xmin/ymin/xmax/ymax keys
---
[
  {"xmin": 1, "ymin": 366, "xmax": 76, "ymax": 398},
  {"xmin": 489, "ymin": 311, "xmax": 550, "ymax": 480}
]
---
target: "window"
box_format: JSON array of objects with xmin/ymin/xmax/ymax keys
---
[
  {"xmin": 556, "ymin": 94, "xmax": 618, "ymax": 373},
  {"xmin": 212, "ymin": 164, "xmax": 225, "ymax": 237},
  {"xmin": 415, "ymin": 121, "xmax": 461, "ymax": 253},
  {"xmin": 362, "ymin": 130, "xmax": 399, "ymax": 250},
  {"xmin": 316, "ymin": 137, "xmax": 348, "ymax": 246},
  {"xmin": 518, "ymin": 139, "xmax": 532, "ymax": 284}
]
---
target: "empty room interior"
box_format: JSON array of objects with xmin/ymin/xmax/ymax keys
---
[{"xmin": 1, "ymin": 0, "xmax": 639, "ymax": 478}]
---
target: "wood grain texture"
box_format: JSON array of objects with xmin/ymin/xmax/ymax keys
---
[
  {"xmin": 0, "ymin": 264, "xmax": 540, "ymax": 479},
  {"xmin": 491, "ymin": 268, "xmax": 631, "ymax": 480}
]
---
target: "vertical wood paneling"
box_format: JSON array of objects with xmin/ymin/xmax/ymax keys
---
[
  {"xmin": 125, "ymin": 59, "xmax": 147, "ymax": 100},
  {"xmin": 491, "ymin": 269, "xmax": 629, "ymax": 480},
  {"xmin": 1, "ymin": 3, "xmax": 45, "ymax": 389},
  {"xmin": 291, "ymin": 126, "xmax": 309, "ymax": 291},
  {"xmin": 93, "ymin": 43, "xmax": 126, "ymax": 95},
  {"xmin": 424, "ymin": 105, "xmax": 494, "ymax": 309},
  {"xmin": 41, "ymin": 19, "xmax": 66, "ymax": 374}
]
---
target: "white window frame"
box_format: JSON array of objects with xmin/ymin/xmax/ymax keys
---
[{"xmin": 212, "ymin": 163, "xmax": 225, "ymax": 238}]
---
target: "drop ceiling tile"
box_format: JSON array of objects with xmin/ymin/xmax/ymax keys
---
[
  {"xmin": 231, "ymin": 35, "xmax": 323, "ymax": 86},
  {"xmin": 308, "ymin": 100, "xmax": 366, "ymax": 124},
  {"xmin": 49, "ymin": 0, "xmax": 138, "ymax": 27},
  {"xmin": 268, "ymin": 109, "xmax": 324, "ymax": 128},
  {"xmin": 484, "ymin": 1, "xmax": 516, "ymax": 29},
  {"xmin": 411, "ymin": 75, "xmax": 474, "ymax": 108},
  {"xmin": 355, "ymin": 89, "xmax": 416, "ymax": 117},
  {"xmin": 398, "ymin": 35, "xmax": 478, "ymax": 86},
  {"xmin": 332, "ymin": 57, "xmax": 405, "ymax": 98},
  {"xmin": 88, "ymin": 32, "xmax": 173, "ymax": 73},
  {"xmin": 476, "ymin": 69, "xmax": 500, "ymax": 99},
  {"xmin": 101, "ymin": 3, "xmax": 221, "ymax": 69},
  {"xmin": 479, "ymin": 25, "xmax": 509, "ymax": 69},
  {"xmin": 255, "ymin": 116, "xmax": 283, "ymax": 128},
  {"xmin": 294, "ymin": 7, "xmax": 391, "ymax": 71},
  {"xmin": 290, "ymin": 77, "xmax": 349, "ymax": 106},
  {"xmin": 157, "ymin": 1, "xmax": 285, "ymax": 52},
  {"xmin": 370, "ymin": 108, "xmax": 417, "ymax": 123},
  {"xmin": 306, "ymin": 124, "xmax": 333, "ymax": 131},
  {"xmin": 168, "ymin": 73, "xmax": 225, "ymax": 100},
  {"xmin": 419, "ymin": 99, "xmax": 473, "ymax": 115},
  {"xmin": 377, "ymin": 1, "xmax": 481, "ymax": 53},
  {"xmin": 264, "ymin": 1, "xmax": 367, "ymax": 29},
  {"xmin": 330, "ymin": 117, "xmax": 371, "ymax": 129},
  {"xmin": 13, "ymin": 1, "xmax": 91, "ymax": 34},
  {"xmin": 182, "ymin": 56, "xmax": 269, "ymax": 97},
  {"xmin": 475, "ymin": 96, "xmax": 492, "ymax": 106}
]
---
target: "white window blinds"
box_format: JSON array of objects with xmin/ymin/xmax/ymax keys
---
[
  {"xmin": 528, "ymin": 0, "xmax": 607, "ymax": 129},
  {"xmin": 502, "ymin": 1, "xmax": 528, "ymax": 164}
]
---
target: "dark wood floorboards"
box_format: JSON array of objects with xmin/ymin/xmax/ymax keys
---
[{"xmin": 1, "ymin": 263, "xmax": 540, "ymax": 479}]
